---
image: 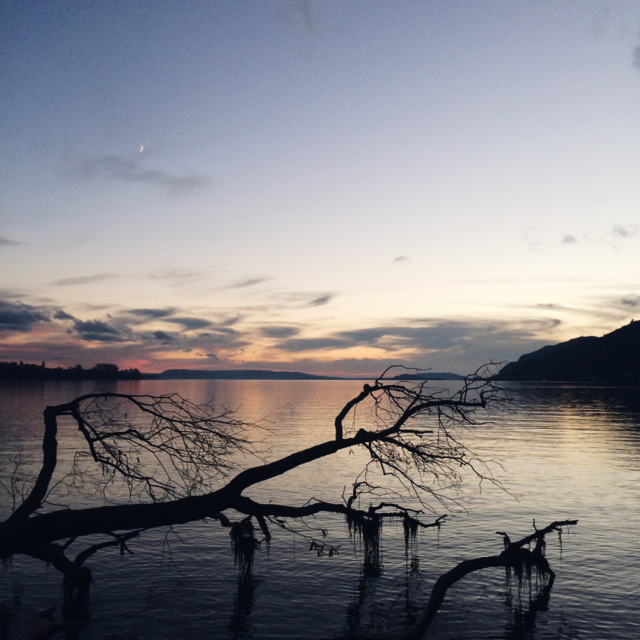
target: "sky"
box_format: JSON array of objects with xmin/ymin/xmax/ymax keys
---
[{"xmin": 1, "ymin": 0, "xmax": 640, "ymax": 376}]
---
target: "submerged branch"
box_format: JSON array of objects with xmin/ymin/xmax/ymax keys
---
[{"xmin": 405, "ymin": 519, "xmax": 578, "ymax": 639}]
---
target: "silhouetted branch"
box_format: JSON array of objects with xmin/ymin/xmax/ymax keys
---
[{"xmin": 405, "ymin": 519, "xmax": 578, "ymax": 639}]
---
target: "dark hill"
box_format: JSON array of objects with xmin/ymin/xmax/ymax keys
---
[{"xmin": 496, "ymin": 321, "xmax": 640, "ymax": 383}]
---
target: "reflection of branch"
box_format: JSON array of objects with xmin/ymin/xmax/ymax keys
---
[{"xmin": 405, "ymin": 519, "xmax": 578, "ymax": 639}]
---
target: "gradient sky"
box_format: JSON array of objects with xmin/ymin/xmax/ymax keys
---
[{"xmin": 1, "ymin": 1, "xmax": 640, "ymax": 375}]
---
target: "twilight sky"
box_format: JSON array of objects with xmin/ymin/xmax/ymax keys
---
[{"xmin": 1, "ymin": 1, "xmax": 640, "ymax": 375}]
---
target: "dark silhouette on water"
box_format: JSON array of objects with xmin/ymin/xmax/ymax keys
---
[{"xmin": 495, "ymin": 320, "xmax": 640, "ymax": 383}]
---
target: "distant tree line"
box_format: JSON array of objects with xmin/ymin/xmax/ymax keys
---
[{"xmin": 0, "ymin": 361, "xmax": 142, "ymax": 381}]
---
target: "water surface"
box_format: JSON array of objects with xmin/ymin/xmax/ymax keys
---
[{"xmin": 0, "ymin": 380, "xmax": 638, "ymax": 639}]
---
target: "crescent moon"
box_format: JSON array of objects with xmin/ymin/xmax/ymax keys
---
[{"xmin": 139, "ymin": 145, "xmax": 144, "ymax": 152}]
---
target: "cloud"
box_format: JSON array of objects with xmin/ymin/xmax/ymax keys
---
[
  {"xmin": 230, "ymin": 278, "xmax": 271, "ymax": 288},
  {"xmin": 522, "ymin": 226, "xmax": 542, "ymax": 252},
  {"xmin": 164, "ymin": 317, "xmax": 213, "ymax": 331},
  {"xmin": 53, "ymin": 274, "xmax": 119, "ymax": 287},
  {"xmin": 0, "ymin": 237, "xmax": 21, "ymax": 246},
  {"xmin": 393, "ymin": 256, "xmax": 410, "ymax": 263},
  {"xmin": 73, "ymin": 319, "xmax": 127, "ymax": 342},
  {"xmin": 76, "ymin": 155, "xmax": 211, "ymax": 192},
  {"xmin": 276, "ymin": 318, "xmax": 562, "ymax": 366},
  {"xmin": 634, "ymin": 44, "xmax": 640, "ymax": 70},
  {"xmin": 562, "ymin": 234, "xmax": 577, "ymax": 244},
  {"xmin": 260, "ymin": 326, "xmax": 300, "ymax": 339},
  {"xmin": 152, "ymin": 330, "xmax": 179, "ymax": 344},
  {"xmin": 621, "ymin": 296, "xmax": 639, "ymax": 308},
  {"xmin": 128, "ymin": 308, "xmax": 176, "ymax": 319},
  {"xmin": 612, "ymin": 225, "xmax": 637, "ymax": 239},
  {"xmin": 53, "ymin": 309, "xmax": 76, "ymax": 320},
  {"xmin": 306, "ymin": 294, "xmax": 333, "ymax": 307},
  {"xmin": 0, "ymin": 300, "xmax": 49, "ymax": 332}
]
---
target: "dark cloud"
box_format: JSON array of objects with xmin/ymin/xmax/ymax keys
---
[
  {"xmin": 165, "ymin": 317, "xmax": 213, "ymax": 331},
  {"xmin": 621, "ymin": 296, "xmax": 639, "ymax": 308},
  {"xmin": 0, "ymin": 237, "xmax": 21, "ymax": 246},
  {"xmin": 53, "ymin": 309, "xmax": 76, "ymax": 320},
  {"xmin": 128, "ymin": 308, "xmax": 175, "ymax": 319},
  {"xmin": 307, "ymin": 294, "xmax": 333, "ymax": 307},
  {"xmin": 153, "ymin": 330, "xmax": 178, "ymax": 344},
  {"xmin": 0, "ymin": 301, "xmax": 49, "ymax": 332},
  {"xmin": 76, "ymin": 155, "xmax": 211, "ymax": 192},
  {"xmin": 562, "ymin": 234, "xmax": 577, "ymax": 244},
  {"xmin": 613, "ymin": 225, "xmax": 637, "ymax": 238},
  {"xmin": 53, "ymin": 274, "xmax": 119, "ymax": 286},
  {"xmin": 73, "ymin": 319, "xmax": 127, "ymax": 343},
  {"xmin": 260, "ymin": 326, "xmax": 300, "ymax": 339},
  {"xmin": 393, "ymin": 256, "xmax": 410, "ymax": 263}
]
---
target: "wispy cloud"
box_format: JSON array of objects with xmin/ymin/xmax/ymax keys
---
[
  {"xmin": 76, "ymin": 155, "xmax": 211, "ymax": 193},
  {"xmin": 53, "ymin": 273, "xmax": 120, "ymax": 287},
  {"xmin": 148, "ymin": 268, "xmax": 206, "ymax": 283},
  {"xmin": 562, "ymin": 234, "xmax": 577, "ymax": 245},
  {"xmin": 612, "ymin": 224, "xmax": 638, "ymax": 239},
  {"xmin": 260, "ymin": 326, "xmax": 300, "ymax": 339},
  {"xmin": 0, "ymin": 237, "xmax": 21, "ymax": 246},
  {"xmin": 393, "ymin": 256, "xmax": 410, "ymax": 263},
  {"xmin": 164, "ymin": 317, "xmax": 213, "ymax": 331},
  {"xmin": 230, "ymin": 278, "xmax": 271, "ymax": 289},
  {"xmin": 621, "ymin": 295, "xmax": 639, "ymax": 308},
  {"xmin": 306, "ymin": 294, "xmax": 333, "ymax": 307},
  {"xmin": 522, "ymin": 226, "xmax": 542, "ymax": 252}
]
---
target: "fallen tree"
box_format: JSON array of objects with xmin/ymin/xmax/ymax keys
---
[{"xmin": 0, "ymin": 366, "xmax": 575, "ymax": 637}]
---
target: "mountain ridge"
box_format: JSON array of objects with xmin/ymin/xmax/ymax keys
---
[{"xmin": 495, "ymin": 321, "xmax": 640, "ymax": 383}]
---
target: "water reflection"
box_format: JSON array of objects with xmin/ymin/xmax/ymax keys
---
[
  {"xmin": 0, "ymin": 582, "xmax": 23, "ymax": 640},
  {"xmin": 230, "ymin": 571, "xmax": 262, "ymax": 638}
]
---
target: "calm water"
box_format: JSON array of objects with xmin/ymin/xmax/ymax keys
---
[{"xmin": 1, "ymin": 380, "xmax": 639, "ymax": 639}]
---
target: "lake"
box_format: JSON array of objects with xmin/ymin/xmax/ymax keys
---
[{"xmin": 1, "ymin": 380, "xmax": 639, "ymax": 639}]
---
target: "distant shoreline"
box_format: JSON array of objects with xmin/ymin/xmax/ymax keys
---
[{"xmin": 0, "ymin": 361, "xmax": 464, "ymax": 383}]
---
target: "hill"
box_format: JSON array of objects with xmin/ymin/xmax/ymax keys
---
[{"xmin": 495, "ymin": 321, "xmax": 640, "ymax": 383}]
